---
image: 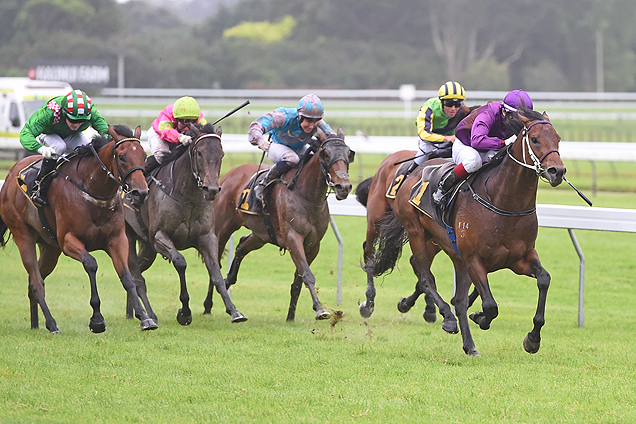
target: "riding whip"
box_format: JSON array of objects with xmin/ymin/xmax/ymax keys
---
[
  {"xmin": 563, "ymin": 176, "xmax": 593, "ymax": 206},
  {"xmin": 212, "ymin": 100, "xmax": 250, "ymax": 125},
  {"xmin": 393, "ymin": 152, "xmax": 426, "ymax": 166}
]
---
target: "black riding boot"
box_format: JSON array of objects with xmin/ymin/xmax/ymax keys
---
[
  {"xmin": 144, "ymin": 155, "xmax": 161, "ymax": 175},
  {"xmin": 253, "ymin": 161, "xmax": 294, "ymax": 202},
  {"xmin": 432, "ymin": 171, "xmax": 460, "ymax": 204},
  {"xmin": 31, "ymin": 158, "xmax": 57, "ymax": 206}
]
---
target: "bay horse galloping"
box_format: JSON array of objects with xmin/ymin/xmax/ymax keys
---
[
  {"xmin": 212, "ymin": 128, "xmax": 354, "ymax": 321},
  {"xmin": 0, "ymin": 125, "xmax": 156, "ymax": 334},
  {"xmin": 357, "ymin": 109, "xmax": 565, "ymax": 356},
  {"xmin": 125, "ymin": 123, "xmax": 246, "ymax": 326}
]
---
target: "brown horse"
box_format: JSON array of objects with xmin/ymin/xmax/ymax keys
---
[
  {"xmin": 124, "ymin": 123, "xmax": 247, "ymax": 326},
  {"xmin": 0, "ymin": 125, "xmax": 156, "ymax": 334},
  {"xmin": 211, "ymin": 128, "xmax": 354, "ymax": 321},
  {"xmin": 357, "ymin": 108, "xmax": 566, "ymax": 356}
]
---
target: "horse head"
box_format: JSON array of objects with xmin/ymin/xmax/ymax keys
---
[
  {"xmin": 108, "ymin": 125, "xmax": 149, "ymax": 205},
  {"xmin": 318, "ymin": 127, "xmax": 354, "ymax": 200},
  {"xmin": 512, "ymin": 109, "xmax": 566, "ymax": 187},
  {"xmin": 186, "ymin": 123, "xmax": 224, "ymax": 201}
]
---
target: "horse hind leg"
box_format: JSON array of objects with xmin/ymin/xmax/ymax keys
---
[
  {"xmin": 359, "ymin": 241, "xmax": 376, "ymax": 318},
  {"xmin": 452, "ymin": 265, "xmax": 480, "ymax": 357},
  {"xmin": 286, "ymin": 273, "xmax": 303, "ymax": 322},
  {"xmin": 397, "ymin": 281, "xmax": 437, "ymax": 323}
]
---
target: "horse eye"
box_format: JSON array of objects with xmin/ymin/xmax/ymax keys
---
[
  {"xmin": 118, "ymin": 154, "xmax": 126, "ymax": 161},
  {"xmin": 530, "ymin": 136, "xmax": 539, "ymax": 144}
]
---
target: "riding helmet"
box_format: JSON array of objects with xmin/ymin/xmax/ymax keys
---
[
  {"xmin": 438, "ymin": 81, "xmax": 466, "ymax": 100},
  {"xmin": 297, "ymin": 94, "xmax": 324, "ymax": 120},
  {"xmin": 173, "ymin": 96, "xmax": 201, "ymax": 120},
  {"xmin": 63, "ymin": 90, "xmax": 92, "ymax": 121},
  {"xmin": 503, "ymin": 89, "xmax": 533, "ymax": 112}
]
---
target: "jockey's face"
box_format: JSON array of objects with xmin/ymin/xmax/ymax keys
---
[
  {"xmin": 66, "ymin": 118, "xmax": 83, "ymax": 131},
  {"xmin": 176, "ymin": 119, "xmax": 194, "ymax": 132},
  {"xmin": 300, "ymin": 116, "xmax": 320, "ymax": 133}
]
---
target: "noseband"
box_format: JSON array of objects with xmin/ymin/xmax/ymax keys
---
[
  {"xmin": 507, "ymin": 120, "xmax": 560, "ymax": 175},
  {"xmin": 189, "ymin": 133, "xmax": 221, "ymax": 188},
  {"xmin": 319, "ymin": 137, "xmax": 351, "ymax": 189}
]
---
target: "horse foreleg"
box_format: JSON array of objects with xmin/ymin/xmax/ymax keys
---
[
  {"xmin": 466, "ymin": 261, "xmax": 498, "ymax": 331},
  {"xmin": 524, "ymin": 264, "xmax": 550, "ymax": 354},
  {"xmin": 106, "ymin": 232, "xmax": 157, "ymax": 331},
  {"xmin": 408, "ymin": 251, "xmax": 458, "ymax": 334},
  {"xmin": 198, "ymin": 232, "xmax": 247, "ymax": 323},
  {"xmin": 153, "ymin": 231, "xmax": 190, "ymax": 326},
  {"xmin": 13, "ymin": 233, "xmax": 59, "ymax": 333},
  {"xmin": 286, "ymin": 273, "xmax": 304, "ymax": 322},
  {"xmin": 125, "ymin": 233, "xmax": 158, "ymax": 323},
  {"xmin": 398, "ymin": 240, "xmax": 441, "ymax": 323},
  {"xmin": 451, "ymin": 263, "xmax": 480, "ymax": 357},
  {"xmin": 287, "ymin": 239, "xmax": 329, "ymax": 321},
  {"xmin": 224, "ymin": 233, "xmax": 264, "ymax": 290}
]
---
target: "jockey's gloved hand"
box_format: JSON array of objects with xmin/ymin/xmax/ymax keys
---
[
  {"xmin": 38, "ymin": 145, "xmax": 56, "ymax": 159},
  {"xmin": 178, "ymin": 134, "xmax": 192, "ymax": 145},
  {"xmin": 257, "ymin": 138, "xmax": 271, "ymax": 151}
]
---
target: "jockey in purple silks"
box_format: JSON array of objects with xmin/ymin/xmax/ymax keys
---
[{"xmin": 433, "ymin": 89, "xmax": 534, "ymax": 203}]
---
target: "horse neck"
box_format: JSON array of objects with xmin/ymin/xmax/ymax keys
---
[
  {"xmin": 293, "ymin": 152, "xmax": 328, "ymax": 202},
  {"xmin": 485, "ymin": 140, "xmax": 539, "ymax": 211},
  {"xmin": 80, "ymin": 143, "xmax": 120, "ymax": 198},
  {"xmin": 171, "ymin": 150, "xmax": 199, "ymax": 193}
]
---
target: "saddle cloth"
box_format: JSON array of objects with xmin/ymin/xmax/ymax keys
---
[
  {"xmin": 386, "ymin": 161, "xmax": 414, "ymax": 199},
  {"xmin": 408, "ymin": 161, "xmax": 462, "ymax": 227},
  {"xmin": 237, "ymin": 169, "xmax": 269, "ymax": 215}
]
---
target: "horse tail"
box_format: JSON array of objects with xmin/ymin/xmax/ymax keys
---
[
  {"xmin": 364, "ymin": 209, "xmax": 408, "ymax": 277},
  {"xmin": 0, "ymin": 215, "xmax": 10, "ymax": 248},
  {"xmin": 355, "ymin": 177, "xmax": 373, "ymax": 207}
]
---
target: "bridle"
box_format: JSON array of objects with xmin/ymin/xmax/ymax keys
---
[
  {"xmin": 89, "ymin": 136, "xmax": 145, "ymax": 194},
  {"xmin": 507, "ymin": 120, "xmax": 560, "ymax": 176},
  {"xmin": 189, "ymin": 133, "xmax": 222, "ymax": 189},
  {"xmin": 319, "ymin": 137, "xmax": 351, "ymax": 189}
]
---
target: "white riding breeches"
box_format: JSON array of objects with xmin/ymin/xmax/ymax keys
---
[
  {"xmin": 37, "ymin": 132, "xmax": 91, "ymax": 155},
  {"xmin": 147, "ymin": 127, "xmax": 173, "ymax": 163},
  {"xmin": 266, "ymin": 142, "xmax": 309, "ymax": 165},
  {"xmin": 452, "ymin": 142, "xmax": 498, "ymax": 173}
]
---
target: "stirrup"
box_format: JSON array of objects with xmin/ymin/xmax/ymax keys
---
[
  {"xmin": 432, "ymin": 187, "xmax": 445, "ymax": 204},
  {"xmin": 31, "ymin": 189, "xmax": 48, "ymax": 206}
]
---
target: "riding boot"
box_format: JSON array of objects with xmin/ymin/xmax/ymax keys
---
[
  {"xmin": 432, "ymin": 171, "xmax": 460, "ymax": 204},
  {"xmin": 253, "ymin": 161, "xmax": 294, "ymax": 202},
  {"xmin": 31, "ymin": 158, "xmax": 57, "ymax": 206},
  {"xmin": 145, "ymin": 155, "xmax": 161, "ymax": 175}
]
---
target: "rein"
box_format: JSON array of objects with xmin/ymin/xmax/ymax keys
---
[
  {"xmin": 469, "ymin": 119, "xmax": 558, "ymax": 217},
  {"xmin": 59, "ymin": 137, "xmax": 144, "ymax": 201}
]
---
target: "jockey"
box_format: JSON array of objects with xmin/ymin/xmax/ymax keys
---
[
  {"xmin": 412, "ymin": 81, "xmax": 467, "ymax": 171},
  {"xmin": 145, "ymin": 96, "xmax": 207, "ymax": 173},
  {"xmin": 432, "ymin": 89, "xmax": 533, "ymax": 204},
  {"xmin": 20, "ymin": 89, "xmax": 109, "ymax": 206},
  {"xmin": 248, "ymin": 94, "xmax": 336, "ymax": 201}
]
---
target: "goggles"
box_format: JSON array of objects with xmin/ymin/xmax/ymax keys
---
[{"xmin": 442, "ymin": 99, "xmax": 463, "ymax": 108}]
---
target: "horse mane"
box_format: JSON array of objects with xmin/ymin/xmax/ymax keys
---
[
  {"xmin": 73, "ymin": 125, "xmax": 136, "ymax": 157},
  {"xmin": 508, "ymin": 107, "xmax": 545, "ymax": 135}
]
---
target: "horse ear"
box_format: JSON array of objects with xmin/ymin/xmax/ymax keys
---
[
  {"xmin": 134, "ymin": 125, "xmax": 142, "ymax": 139},
  {"xmin": 337, "ymin": 127, "xmax": 345, "ymax": 139},
  {"xmin": 315, "ymin": 127, "xmax": 327, "ymax": 142},
  {"xmin": 542, "ymin": 111, "xmax": 550, "ymax": 120},
  {"xmin": 107, "ymin": 125, "xmax": 118, "ymax": 140},
  {"xmin": 348, "ymin": 149, "xmax": 355, "ymax": 164},
  {"xmin": 215, "ymin": 125, "xmax": 222, "ymax": 136}
]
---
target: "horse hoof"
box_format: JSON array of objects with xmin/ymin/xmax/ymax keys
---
[
  {"xmin": 141, "ymin": 318, "xmax": 158, "ymax": 331},
  {"xmin": 89, "ymin": 319, "xmax": 107, "ymax": 333},
  {"xmin": 523, "ymin": 334, "xmax": 541, "ymax": 354},
  {"xmin": 423, "ymin": 310, "xmax": 438, "ymax": 323},
  {"xmin": 441, "ymin": 319, "xmax": 459, "ymax": 334},
  {"xmin": 231, "ymin": 311, "xmax": 248, "ymax": 323},
  {"xmin": 50, "ymin": 329, "xmax": 62, "ymax": 335},
  {"xmin": 176, "ymin": 309, "xmax": 193, "ymax": 326},
  {"xmin": 469, "ymin": 311, "xmax": 490, "ymax": 330},
  {"xmin": 315, "ymin": 309, "xmax": 331, "ymax": 320},
  {"xmin": 202, "ymin": 309, "xmax": 211, "ymax": 315},
  {"xmin": 359, "ymin": 301, "xmax": 374, "ymax": 318},
  {"xmin": 397, "ymin": 298, "xmax": 411, "ymax": 313},
  {"xmin": 466, "ymin": 349, "xmax": 481, "ymax": 357}
]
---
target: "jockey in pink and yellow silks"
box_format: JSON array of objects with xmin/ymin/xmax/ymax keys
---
[{"xmin": 145, "ymin": 96, "xmax": 207, "ymax": 172}]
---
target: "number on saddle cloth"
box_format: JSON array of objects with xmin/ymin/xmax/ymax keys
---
[{"xmin": 238, "ymin": 169, "xmax": 269, "ymax": 215}]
